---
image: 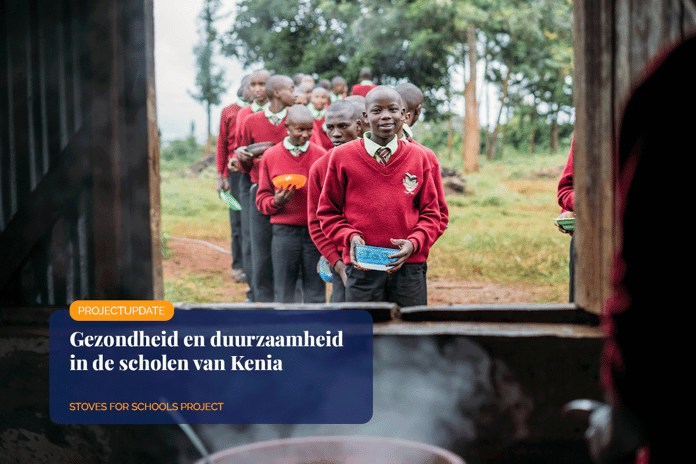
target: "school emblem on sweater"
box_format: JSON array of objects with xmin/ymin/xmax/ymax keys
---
[{"xmin": 403, "ymin": 172, "xmax": 418, "ymax": 194}]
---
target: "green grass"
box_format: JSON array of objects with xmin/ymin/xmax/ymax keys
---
[
  {"xmin": 427, "ymin": 150, "xmax": 571, "ymax": 302},
  {"xmin": 160, "ymin": 149, "xmax": 572, "ymax": 303},
  {"xmin": 160, "ymin": 169, "xmax": 230, "ymax": 240},
  {"xmin": 164, "ymin": 272, "xmax": 232, "ymax": 303}
]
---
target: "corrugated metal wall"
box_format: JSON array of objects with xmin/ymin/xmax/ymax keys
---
[
  {"xmin": 0, "ymin": 0, "xmax": 91, "ymax": 305},
  {"xmin": 0, "ymin": 0, "xmax": 161, "ymax": 305}
]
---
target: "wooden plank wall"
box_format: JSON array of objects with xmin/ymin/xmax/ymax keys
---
[
  {"xmin": 0, "ymin": 0, "xmax": 90, "ymax": 305},
  {"xmin": 573, "ymin": 0, "xmax": 696, "ymax": 314},
  {"xmin": 0, "ymin": 0, "xmax": 162, "ymax": 305}
]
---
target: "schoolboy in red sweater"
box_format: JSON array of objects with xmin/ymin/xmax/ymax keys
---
[
  {"xmin": 395, "ymin": 83, "xmax": 449, "ymax": 237},
  {"xmin": 227, "ymin": 69, "xmax": 270, "ymax": 301},
  {"xmin": 350, "ymin": 67, "xmax": 378, "ymax": 97},
  {"xmin": 330, "ymin": 76, "xmax": 348, "ymax": 102},
  {"xmin": 256, "ymin": 105, "xmax": 327, "ymax": 303},
  {"xmin": 346, "ymin": 95, "xmax": 368, "ymax": 128},
  {"xmin": 308, "ymin": 87, "xmax": 334, "ymax": 150},
  {"xmin": 217, "ymin": 75, "xmax": 251, "ymax": 283},
  {"xmin": 235, "ymin": 74, "xmax": 296, "ymax": 302},
  {"xmin": 556, "ymin": 135, "xmax": 575, "ymax": 302},
  {"xmin": 307, "ymin": 100, "xmax": 363, "ymax": 302},
  {"xmin": 317, "ymin": 86, "xmax": 441, "ymax": 307}
]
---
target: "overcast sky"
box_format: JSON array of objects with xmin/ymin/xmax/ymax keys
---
[
  {"xmin": 154, "ymin": 1, "xmax": 248, "ymax": 144},
  {"xmin": 152, "ymin": 1, "xmax": 570, "ymax": 144}
]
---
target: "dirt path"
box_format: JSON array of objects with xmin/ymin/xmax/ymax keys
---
[{"xmin": 163, "ymin": 238, "xmax": 547, "ymax": 304}]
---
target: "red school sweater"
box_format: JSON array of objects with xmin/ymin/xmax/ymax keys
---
[
  {"xmin": 216, "ymin": 102, "xmax": 243, "ymax": 177},
  {"xmin": 557, "ymin": 135, "xmax": 575, "ymax": 213},
  {"xmin": 350, "ymin": 83, "xmax": 377, "ymax": 97},
  {"xmin": 317, "ymin": 138, "xmax": 441, "ymax": 264},
  {"xmin": 307, "ymin": 148, "xmax": 343, "ymax": 267},
  {"xmin": 227, "ymin": 105, "xmax": 255, "ymax": 171},
  {"xmin": 233, "ymin": 106, "xmax": 253, "ymax": 146},
  {"xmin": 237, "ymin": 111, "xmax": 288, "ymax": 184},
  {"xmin": 256, "ymin": 141, "xmax": 326, "ymax": 225},
  {"xmin": 309, "ymin": 117, "xmax": 335, "ymax": 150},
  {"xmin": 408, "ymin": 138, "xmax": 449, "ymax": 237}
]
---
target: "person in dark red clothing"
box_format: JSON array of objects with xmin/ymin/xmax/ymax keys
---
[
  {"xmin": 307, "ymin": 100, "xmax": 363, "ymax": 302},
  {"xmin": 307, "ymin": 87, "xmax": 334, "ymax": 150},
  {"xmin": 317, "ymin": 86, "xmax": 440, "ymax": 306},
  {"xmin": 257, "ymin": 105, "xmax": 327, "ymax": 303},
  {"xmin": 216, "ymin": 76, "xmax": 251, "ymax": 283},
  {"xmin": 394, "ymin": 82, "xmax": 422, "ymax": 139},
  {"xmin": 395, "ymin": 83, "xmax": 449, "ymax": 239},
  {"xmin": 227, "ymin": 69, "xmax": 271, "ymax": 301},
  {"xmin": 346, "ymin": 95, "xmax": 368, "ymax": 128},
  {"xmin": 235, "ymin": 74, "xmax": 296, "ymax": 302},
  {"xmin": 556, "ymin": 136, "xmax": 575, "ymax": 302},
  {"xmin": 592, "ymin": 35, "xmax": 696, "ymax": 464},
  {"xmin": 330, "ymin": 76, "xmax": 348, "ymax": 102},
  {"xmin": 350, "ymin": 67, "xmax": 378, "ymax": 97},
  {"xmin": 557, "ymin": 136, "xmax": 575, "ymax": 214}
]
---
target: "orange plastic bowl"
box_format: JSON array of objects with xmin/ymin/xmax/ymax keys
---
[{"xmin": 272, "ymin": 174, "xmax": 307, "ymax": 189}]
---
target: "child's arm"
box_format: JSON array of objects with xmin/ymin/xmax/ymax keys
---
[
  {"xmin": 427, "ymin": 149, "xmax": 449, "ymax": 235},
  {"xmin": 385, "ymin": 239, "xmax": 415, "ymax": 273},
  {"xmin": 316, "ymin": 157, "xmax": 363, "ymax": 254},
  {"xmin": 236, "ymin": 119, "xmax": 255, "ymax": 173},
  {"xmin": 255, "ymin": 156, "xmax": 290, "ymax": 216},
  {"xmin": 216, "ymin": 109, "xmax": 230, "ymax": 188},
  {"xmin": 402, "ymin": 157, "xmax": 442, "ymax": 257},
  {"xmin": 558, "ymin": 136, "xmax": 575, "ymax": 212},
  {"xmin": 307, "ymin": 164, "xmax": 343, "ymax": 268},
  {"xmin": 348, "ymin": 235, "xmax": 369, "ymax": 271}
]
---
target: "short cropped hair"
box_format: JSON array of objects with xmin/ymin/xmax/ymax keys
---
[
  {"xmin": 394, "ymin": 82, "xmax": 424, "ymax": 109},
  {"xmin": 326, "ymin": 99, "xmax": 361, "ymax": 120},
  {"xmin": 265, "ymin": 75, "xmax": 292, "ymax": 99},
  {"xmin": 331, "ymin": 76, "xmax": 347, "ymax": 86}
]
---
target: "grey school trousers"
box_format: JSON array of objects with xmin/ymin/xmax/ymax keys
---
[
  {"xmin": 228, "ymin": 170, "xmax": 243, "ymax": 271},
  {"xmin": 271, "ymin": 224, "xmax": 325, "ymax": 303},
  {"xmin": 249, "ymin": 183, "xmax": 274, "ymax": 302},
  {"xmin": 239, "ymin": 173, "xmax": 254, "ymax": 300},
  {"xmin": 330, "ymin": 267, "xmax": 346, "ymax": 303},
  {"xmin": 345, "ymin": 262, "xmax": 427, "ymax": 307}
]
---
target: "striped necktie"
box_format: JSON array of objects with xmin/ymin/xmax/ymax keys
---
[
  {"xmin": 291, "ymin": 147, "xmax": 302, "ymax": 157},
  {"xmin": 270, "ymin": 115, "xmax": 281, "ymax": 126},
  {"xmin": 375, "ymin": 147, "xmax": 390, "ymax": 165}
]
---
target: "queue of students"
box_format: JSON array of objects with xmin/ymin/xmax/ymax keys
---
[{"xmin": 216, "ymin": 68, "xmax": 447, "ymax": 306}]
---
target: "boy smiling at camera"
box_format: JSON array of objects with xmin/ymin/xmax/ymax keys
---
[{"xmin": 316, "ymin": 86, "xmax": 440, "ymax": 306}]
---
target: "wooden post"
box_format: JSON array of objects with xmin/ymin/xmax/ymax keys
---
[
  {"xmin": 573, "ymin": 0, "xmax": 615, "ymax": 315},
  {"xmin": 573, "ymin": 0, "xmax": 696, "ymax": 314},
  {"xmin": 145, "ymin": 0, "xmax": 163, "ymax": 299}
]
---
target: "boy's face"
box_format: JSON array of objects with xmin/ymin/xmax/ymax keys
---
[
  {"xmin": 293, "ymin": 89, "xmax": 308, "ymax": 105},
  {"xmin": 408, "ymin": 104, "xmax": 421, "ymax": 126},
  {"xmin": 249, "ymin": 74, "xmax": 269, "ymax": 105},
  {"xmin": 241, "ymin": 84, "xmax": 254, "ymax": 103},
  {"xmin": 333, "ymin": 83, "xmax": 347, "ymax": 95},
  {"xmin": 277, "ymin": 82, "xmax": 296, "ymax": 107},
  {"xmin": 324, "ymin": 110, "xmax": 361, "ymax": 146},
  {"xmin": 286, "ymin": 121, "xmax": 314, "ymax": 146},
  {"xmin": 365, "ymin": 93, "xmax": 405, "ymax": 145},
  {"xmin": 310, "ymin": 91, "xmax": 329, "ymax": 111}
]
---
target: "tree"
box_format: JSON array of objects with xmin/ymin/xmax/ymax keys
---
[
  {"xmin": 221, "ymin": 0, "xmax": 455, "ymax": 119},
  {"xmin": 190, "ymin": 0, "xmax": 226, "ymax": 141},
  {"xmin": 222, "ymin": 0, "xmax": 574, "ymax": 155},
  {"xmin": 451, "ymin": 0, "xmax": 491, "ymax": 172},
  {"xmin": 481, "ymin": 0, "xmax": 573, "ymax": 154}
]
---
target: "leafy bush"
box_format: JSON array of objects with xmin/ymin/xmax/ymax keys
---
[{"xmin": 161, "ymin": 135, "xmax": 205, "ymax": 163}]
